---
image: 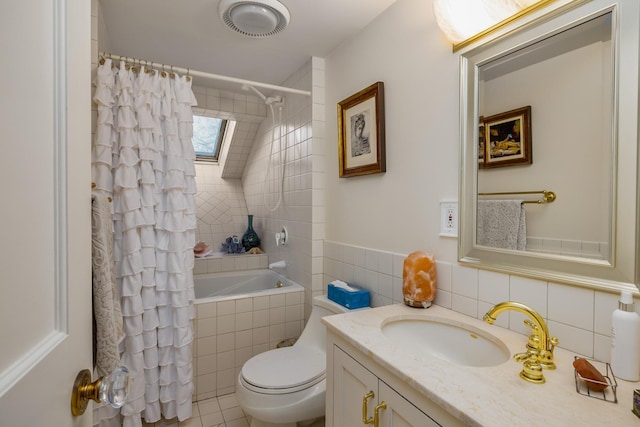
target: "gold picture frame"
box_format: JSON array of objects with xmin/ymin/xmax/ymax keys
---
[
  {"xmin": 337, "ymin": 82, "xmax": 386, "ymax": 177},
  {"xmin": 483, "ymin": 106, "xmax": 532, "ymax": 168}
]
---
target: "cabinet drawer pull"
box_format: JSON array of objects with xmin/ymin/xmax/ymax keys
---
[
  {"xmin": 373, "ymin": 401, "xmax": 387, "ymax": 427},
  {"xmin": 362, "ymin": 391, "xmax": 375, "ymax": 424}
]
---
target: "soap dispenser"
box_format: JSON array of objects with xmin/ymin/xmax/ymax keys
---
[{"xmin": 611, "ymin": 290, "xmax": 640, "ymax": 381}]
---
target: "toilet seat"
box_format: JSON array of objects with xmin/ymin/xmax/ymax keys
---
[{"xmin": 240, "ymin": 346, "xmax": 326, "ymax": 395}]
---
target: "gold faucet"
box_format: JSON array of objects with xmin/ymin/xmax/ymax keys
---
[{"xmin": 483, "ymin": 301, "xmax": 559, "ymax": 384}]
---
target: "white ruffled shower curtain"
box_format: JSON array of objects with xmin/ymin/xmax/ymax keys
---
[{"xmin": 92, "ymin": 58, "xmax": 197, "ymax": 427}]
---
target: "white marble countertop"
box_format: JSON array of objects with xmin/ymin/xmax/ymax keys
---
[{"xmin": 322, "ymin": 303, "xmax": 640, "ymax": 426}]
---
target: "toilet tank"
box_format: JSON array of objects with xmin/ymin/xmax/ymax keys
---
[{"xmin": 294, "ymin": 295, "xmax": 356, "ymax": 352}]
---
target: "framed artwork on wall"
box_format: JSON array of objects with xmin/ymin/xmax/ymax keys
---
[
  {"xmin": 478, "ymin": 116, "xmax": 486, "ymax": 168},
  {"xmin": 337, "ymin": 82, "xmax": 386, "ymax": 177},
  {"xmin": 483, "ymin": 105, "xmax": 532, "ymax": 168}
]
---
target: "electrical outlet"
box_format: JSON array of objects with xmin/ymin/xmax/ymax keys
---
[{"xmin": 440, "ymin": 201, "xmax": 458, "ymax": 237}]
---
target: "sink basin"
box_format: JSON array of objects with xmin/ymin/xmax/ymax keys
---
[{"xmin": 381, "ymin": 317, "xmax": 510, "ymax": 367}]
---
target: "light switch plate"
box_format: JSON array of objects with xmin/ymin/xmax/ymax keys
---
[{"xmin": 439, "ymin": 201, "xmax": 458, "ymax": 238}]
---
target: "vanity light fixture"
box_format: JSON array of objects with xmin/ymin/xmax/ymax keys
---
[
  {"xmin": 219, "ymin": 0, "xmax": 290, "ymax": 38},
  {"xmin": 434, "ymin": 0, "xmax": 557, "ymax": 51}
]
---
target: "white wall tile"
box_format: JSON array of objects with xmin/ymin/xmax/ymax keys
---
[
  {"xmin": 197, "ymin": 336, "xmax": 216, "ymax": 357},
  {"xmin": 269, "ymin": 307, "xmax": 285, "ymax": 325},
  {"xmin": 270, "ymin": 294, "xmax": 286, "ymax": 308},
  {"xmin": 235, "ymin": 312, "xmax": 252, "ymax": 331},
  {"xmin": 197, "ymin": 317, "xmax": 217, "ymax": 338},
  {"xmin": 548, "ymin": 282, "xmax": 594, "ymax": 330},
  {"xmin": 452, "ymin": 265, "xmax": 478, "ymax": 299},
  {"xmin": 216, "ymin": 333, "xmax": 234, "ymax": 354},
  {"xmin": 594, "ymin": 333, "xmax": 611, "ymax": 362},
  {"xmin": 253, "ymin": 296, "xmax": 270, "ymax": 311},
  {"xmin": 197, "ymin": 354, "xmax": 216, "ymax": 375},
  {"xmin": 452, "ymin": 294, "xmax": 478, "ymax": 318},
  {"xmin": 235, "ymin": 330, "xmax": 252, "ymax": 349},
  {"xmin": 478, "ymin": 270, "xmax": 509, "ymax": 303},
  {"xmin": 235, "ymin": 298, "xmax": 253, "ymax": 314},
  {"xmin": 197, "ymin": 302, "xmax": 217, "ymax": 318},
  {"xmin": 216, "ymin": 314, "xmax": 236, "ymax": 334},
  {"xmin": 252, "ymin": 309, "xmax": 269, "ymax": 328},
  {"xmin": 548, "ymin": 320, "xmax": 593, "ymax": 358},
  {"xmin": 509, "ymin": 275, "xmax": 548, "ymax": 316},
  {"xmin": 434, "ymin": 290, "xmax": 452, "ymax": 309},
  {"xmin": 217, "ymin": 300, "xmax": 236, "ymax": 317},
  {"xmin": 377, "ymin": 252, "xmax": 393, "ymax": 275},
  {"xmin": 435, "ymin": 261, "xmax": 452, "ymax": 292},
  {"xmin": 594, "ymin": 291, "xmax": 618, "ymax": 336}
]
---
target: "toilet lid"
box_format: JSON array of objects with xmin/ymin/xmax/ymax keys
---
[{"xmin": 241, "ymin": 346, "xmax": 326, "ymax": 391}]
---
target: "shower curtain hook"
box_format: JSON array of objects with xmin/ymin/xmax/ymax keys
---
[
  {"xmin": 161, "ymin": 63, "xmax": 167, "ymax": 78},
  {"xmin": 186, "ymin": 68, "xmax": 191, "ymax": 82}
]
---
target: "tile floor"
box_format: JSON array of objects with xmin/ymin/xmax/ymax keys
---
[
  {"xmin": 142, "ymin": 394, "xmax": 250, "ymax": 427},
  {"xmin": 141, "ymin": 393, "xmax": 325, "ymax": 427}
]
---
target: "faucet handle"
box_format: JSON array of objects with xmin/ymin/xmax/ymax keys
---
[
  {"xmin": 523, "ymin": 319, "xmax": 541, "ymax": 353},
  {"xmin": 523, "ymin": 319, "xmax": 537, "ymax": 331}
]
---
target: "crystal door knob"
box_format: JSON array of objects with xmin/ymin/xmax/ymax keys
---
[{"xmin": 71, "ymin": 366, "xmax": 129, "ymax": 416}]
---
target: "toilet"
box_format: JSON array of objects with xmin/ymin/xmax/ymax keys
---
[{"xmin": 236, "ymin": 295, "xmax": 365, "ymax": 427}]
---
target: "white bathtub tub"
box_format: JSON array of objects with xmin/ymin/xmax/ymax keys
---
[{"xmin": 194, "ymin": 269, "xmax": 303, "ymax": 302}]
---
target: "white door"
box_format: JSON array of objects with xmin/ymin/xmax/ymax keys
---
[
  {"xmin": 331, "ymin": 347, "xmax": 379, "ymax": 427},
  {"xmin": 378, "ymin": 381, "xmax": 440, "ymax": 427},
  {"xmin": 0, "ymin": 1, "xmax": 93, "ymax": 425}
]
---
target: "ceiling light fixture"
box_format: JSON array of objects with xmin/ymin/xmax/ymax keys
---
[
  {"xmin": 433, "ymin": 0, "xmax": 539, "ymax": 43},
  {"xmin": 219, "ymin": 0, "xmax": 290, "ymax": 38}
]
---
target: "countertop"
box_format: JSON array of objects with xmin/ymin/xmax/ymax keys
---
[{"xmin": 322, "ymin": 303, "xmax": 640, "ymax": 426}]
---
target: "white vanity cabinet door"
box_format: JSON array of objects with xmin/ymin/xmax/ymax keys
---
[
  {"xmin": 332, "ymin": 346, "xmax": 440, "ymax": 427},
  {"xmin": 378, "ymin": 380, "xmax": 439, "ymax": 427},
  {"xmin": 332, "ymin": 345, "xmax": 379, "ymax": 426}
]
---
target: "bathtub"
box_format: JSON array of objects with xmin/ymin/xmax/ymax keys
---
[
  {"xmin": 194, "ymin": 269, "xmax": 302, "ymax": 302},
  {"xmin": 192, "ymin": 269, "xmax": 305, "ymax": 401}
]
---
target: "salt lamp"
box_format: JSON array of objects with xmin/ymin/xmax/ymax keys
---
[{"xmin": 402, "ymin": 251, "xmax": 437, "ymax": 308}]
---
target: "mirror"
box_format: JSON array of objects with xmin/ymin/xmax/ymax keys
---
[{"xmin": 459, "ymin": 0, "xmax": 640, "ymax": 292}]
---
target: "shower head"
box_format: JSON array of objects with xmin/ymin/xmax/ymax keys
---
[{"xmin": 242, "ymin": 84, "xmax": 267, "ymax": 102}]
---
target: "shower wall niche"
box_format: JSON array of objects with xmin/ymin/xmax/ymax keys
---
[{"xmin": 191, "ymin": 86, "xmax": 267, "ymax": 249}]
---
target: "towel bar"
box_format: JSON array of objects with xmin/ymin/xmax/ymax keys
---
[{"xmin": 478, "ymin": 190, "xmax": 556, "ymax": 204}]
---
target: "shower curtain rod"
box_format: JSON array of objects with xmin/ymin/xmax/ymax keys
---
[{"xmin": 98, "ymin": 51, "xmax": 311, "ymax": 97}]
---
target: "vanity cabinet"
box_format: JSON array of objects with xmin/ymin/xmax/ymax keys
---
[{"xmin": 327, "ymin": 334, "xmax": 463, "ymax": 427}]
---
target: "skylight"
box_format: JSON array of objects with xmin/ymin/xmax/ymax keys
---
[{"xmin": 192, "ymin": 115, "xmax": 227, "ymax": 162}]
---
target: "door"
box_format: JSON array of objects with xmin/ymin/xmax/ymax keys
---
[
  {"xmin": 378, "ymin": 381, "xmax": 439, "ymax": 427},
  {"xmin": 0, "ymin": 0, "xmax": 93, "ymax": 425},
  {"xmin": 332, "ymin": 346, "xmax": 379, "ymax": 427}
]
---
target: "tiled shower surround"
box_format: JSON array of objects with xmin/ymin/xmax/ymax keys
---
[
  {"xmin": 322, "ymin": 240, "xmax": 634, "ymax": 365},
  {"xmin": 192, "ymin": 271, "xmax": 304, "ymax": 401}
]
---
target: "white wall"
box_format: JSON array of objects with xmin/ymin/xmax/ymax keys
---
[{"xmin": 325, "ymin": 0, "xmax": 459, "ymax": 260}]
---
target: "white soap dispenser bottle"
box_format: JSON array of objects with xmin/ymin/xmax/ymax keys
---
[{"xmin": 611, "ymin": 290, "xmax": 640, "ymax": 381}]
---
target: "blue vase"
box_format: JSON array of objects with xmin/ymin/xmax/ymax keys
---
[{"xmin": 242, "ymin": 214, "xmax": 261, "ymax": 250}]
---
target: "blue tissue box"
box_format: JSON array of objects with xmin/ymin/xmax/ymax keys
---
[{"xmin": 328, "ymin": 284, "xmax": 370, "ymax": 309}]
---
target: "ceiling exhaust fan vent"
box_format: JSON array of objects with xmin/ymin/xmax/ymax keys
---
[{"xmin": 219, "ymin": 0, "xmax": 290, "ymax": 38}]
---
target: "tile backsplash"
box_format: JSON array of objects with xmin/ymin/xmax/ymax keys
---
[{"xmin": 322, "ymin": 240, "xmax": 637, "ymax": 363}]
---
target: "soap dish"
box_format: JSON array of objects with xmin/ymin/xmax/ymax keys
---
[{"xmin": 573, "ymin": 356, "xmax": 617, "ymax": 403}]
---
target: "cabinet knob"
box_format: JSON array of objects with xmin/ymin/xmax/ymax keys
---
[{"xmin": 362, "ymin": 390, "xmax": 375, "ymax": 425}]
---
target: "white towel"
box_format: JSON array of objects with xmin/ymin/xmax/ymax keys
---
[
  {"xmin": 477, "ymin": 200, "xmax": 526, "ymax": 250},
  {"xmin": 91, "ymin": 193, "xmax": 124, "ymax": 376}
]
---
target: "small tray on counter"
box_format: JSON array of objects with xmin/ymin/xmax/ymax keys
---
[{"xmin": 574, "ymin": 356, "xmax": 617, "ymax": 403}]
